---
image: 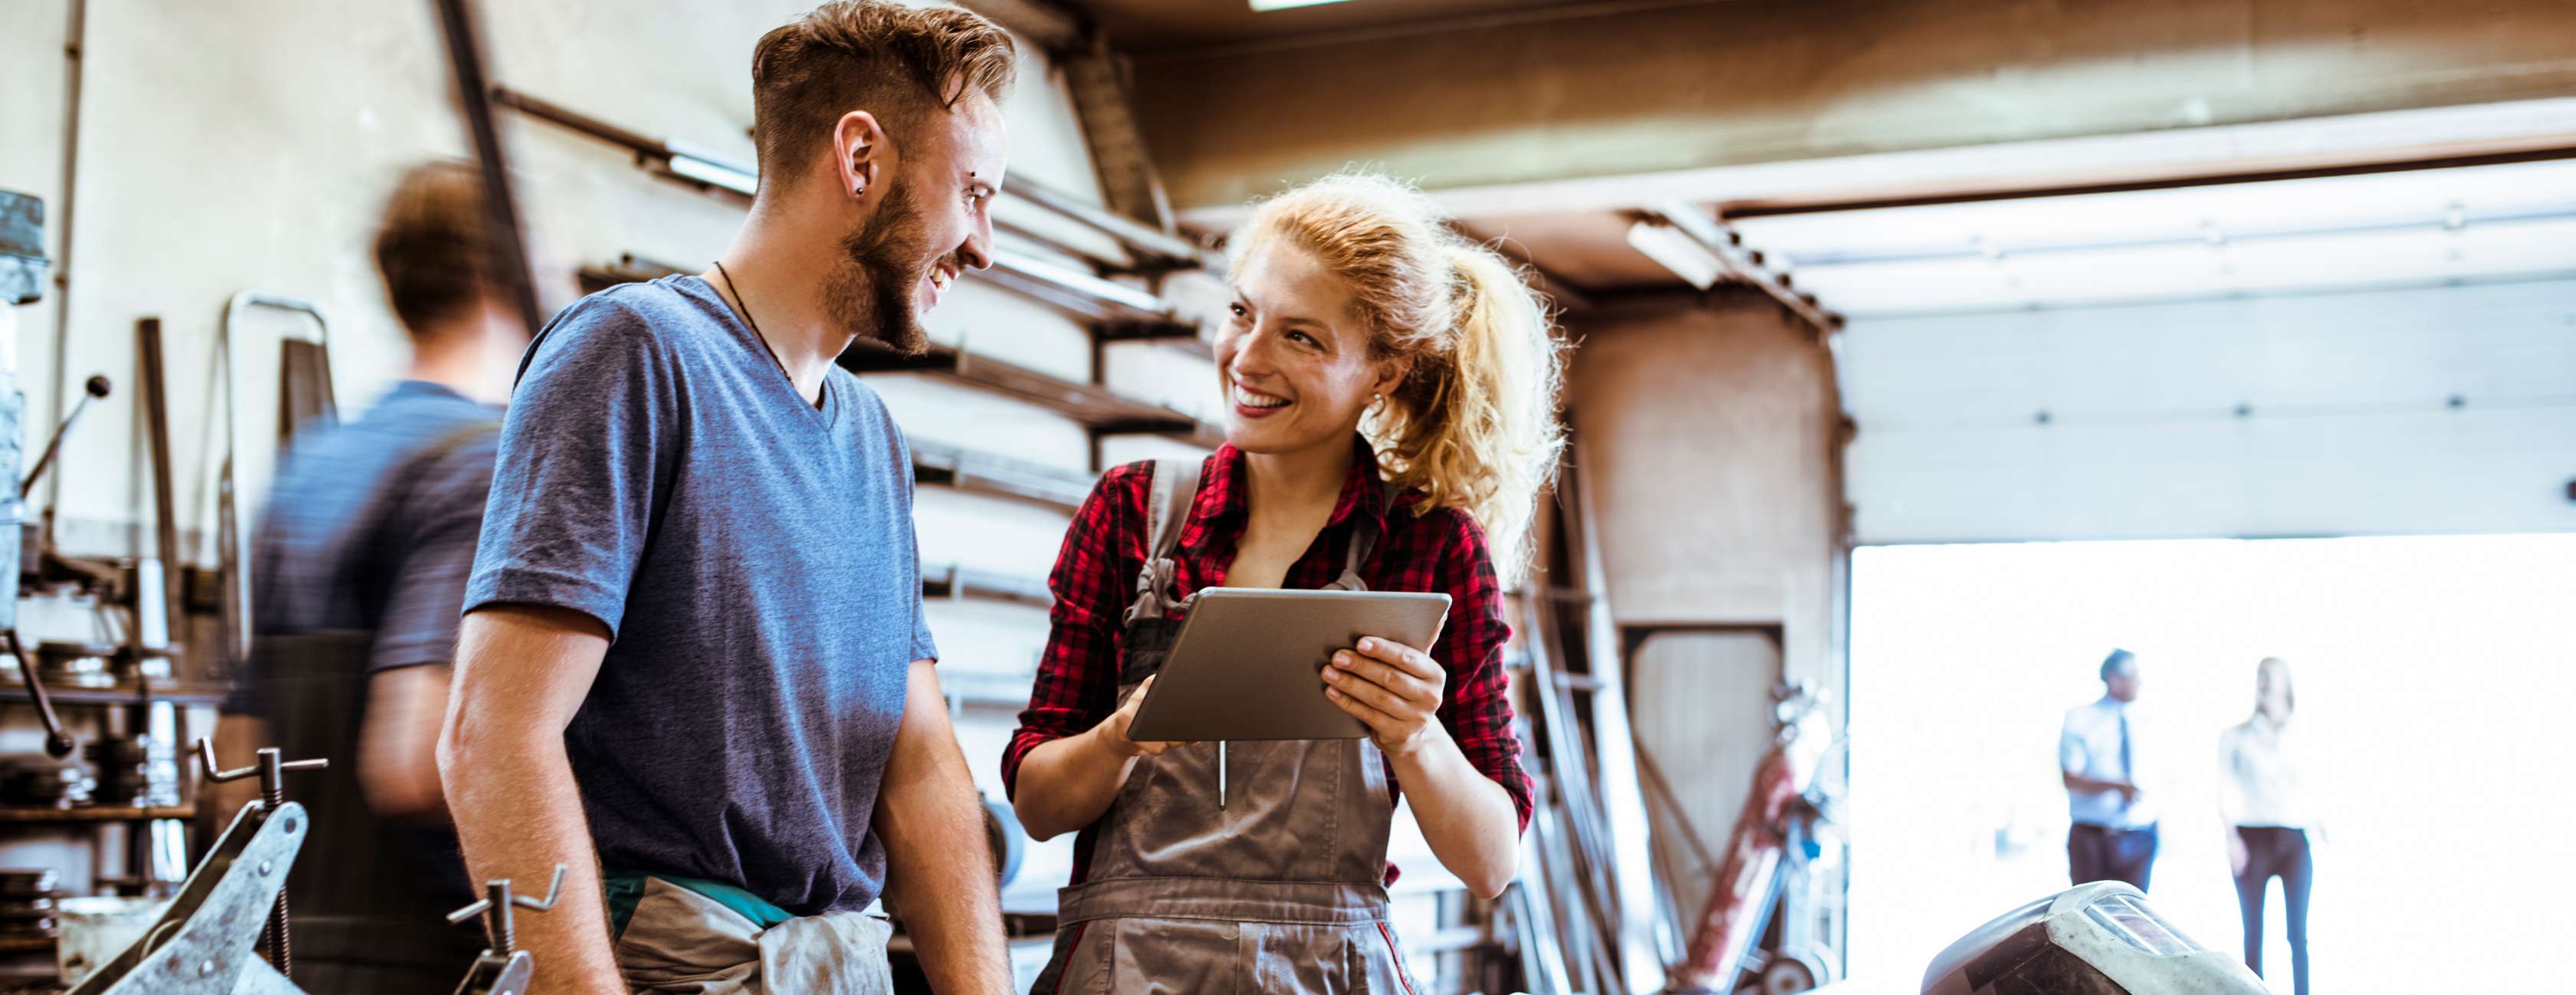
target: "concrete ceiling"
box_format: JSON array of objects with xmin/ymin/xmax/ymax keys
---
[{"xmin": 1077, "ymin": 0, "xmax": 1623, "ymax": 54}]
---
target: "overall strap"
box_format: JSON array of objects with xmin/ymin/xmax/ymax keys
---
[
  {"xmin": 1327, "ymin": 481, "xmax": 1411, "ymax": 593},
  {"xmin": 1122, "ymin": 457, "xmax": 1205, "ymax": 626}
]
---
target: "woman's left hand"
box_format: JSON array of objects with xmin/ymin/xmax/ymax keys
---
[{"xmin": 1324, "ymin": 636, "xmax": 1447, "ymax": 757}]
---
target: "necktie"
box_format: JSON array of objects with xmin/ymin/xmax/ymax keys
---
[{"xmin": 2118, "ymin": 711, "xmax": 2134, "ymax": 786}]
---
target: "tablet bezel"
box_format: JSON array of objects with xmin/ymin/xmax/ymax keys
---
[{"xmin": 1125, "ymin": 587, "xmax": 1452, "ymax": 742}]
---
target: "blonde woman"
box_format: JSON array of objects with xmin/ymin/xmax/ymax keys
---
[
  {"xmin": 2221, "ymin": 657, "xmax": 2315, "ymax": 995},
  {"xmin": 1004, "ymin": 172, "xmax": 1561, "ymax": 991}
]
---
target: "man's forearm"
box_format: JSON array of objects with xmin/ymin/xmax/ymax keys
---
[
  {"xmin": 442, "ymin": 730, "xmax": 625, "ymax": 994},
  {"xmin": 878, "ymin": 661, "xmax": 1009, "ymax": 995},
  {"xmin": 2063, "ymin": 771, "xmax": 2137, "ymax": 795}
]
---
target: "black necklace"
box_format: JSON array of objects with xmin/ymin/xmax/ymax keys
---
[{"xmin": 712, "ymin": 260, "xmax": 796, "ymax": 384}]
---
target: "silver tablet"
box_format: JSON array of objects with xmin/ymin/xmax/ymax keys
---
[{"xmin": 1125, "ymin": 588, "xmax": 1453, "ymax": 742}]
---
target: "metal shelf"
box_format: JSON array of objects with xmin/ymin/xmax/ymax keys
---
[
  {"xmin": 921, "ymin": 566, "xmax": 1051, "ymax": 609},
  {"xmin": 498, "ymin": 87, "xmax": 1205, "ymax": 330},
  {"xmin": 0, "ymin": 806, "xmax": 192, "ymax": 824},
  {"xmin": 840, "ymin": 340, "xmax": 1223, "ymax": 449},
  {"xmin": 576, "ymin": 257, "xmax": 1224, "ymax": 449},
  {"xmin": 0, "ymin": 685, "xmax": 226, "ymax": 708},
  {"xmin": 911, "ymin": 442, "xmax": 1093, "ymax": 513},
  {"xmin": 938, "ymin": 668, "xmax": 1042, "ymax": 711}
]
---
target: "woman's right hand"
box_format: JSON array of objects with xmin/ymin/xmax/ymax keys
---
[{"xmin": 1093, "ymin": 675, "xmax": 1181, "ymax": 758}]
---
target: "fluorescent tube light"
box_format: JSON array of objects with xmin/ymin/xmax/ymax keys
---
[
  {"xmin": 1625, "ymin": 219, "xmax": 1725, "ymax": 290},
  {"xmin": 1251, "ymin": 0, "xmax": 1355, "ymax": 11},
  {"xmin": 667, "ymin": 151, "xmax": 757, "ymax": 198}
]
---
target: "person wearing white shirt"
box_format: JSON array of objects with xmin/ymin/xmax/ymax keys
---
[
  {"xmin": 2060, "ymin": 649, "xmax": 2157, "ymax": 891},
  {"xmin": 2220, "ymin": 657, "xmax": 2314, "ymax": 995}
]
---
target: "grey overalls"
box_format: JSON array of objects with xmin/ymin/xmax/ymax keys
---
[{"xmin": 1029, "ymin": 459, "xmax": 1424, "ymax": 995}]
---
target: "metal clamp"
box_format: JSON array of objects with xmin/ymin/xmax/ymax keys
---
[
  {"xmin": 444, "ymin": 865, "xmax": 567, "ymax": 957},
  {"xmin": 196, "ymin": 737, "xmax": 326, "ymax": 978},
  {"xmin": 445, "ymin": 865, "xmax": 566, "ymax": 995}
]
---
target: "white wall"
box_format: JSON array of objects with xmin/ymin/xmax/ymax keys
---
[{"xmin": 1838, "ymin": 279, "xmax": 2576, "ymax": 543}]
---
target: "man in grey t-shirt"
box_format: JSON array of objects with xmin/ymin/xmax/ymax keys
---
[{"xmin": 439, "ymin": 5, "xmax": 1016, "ymax": 993}]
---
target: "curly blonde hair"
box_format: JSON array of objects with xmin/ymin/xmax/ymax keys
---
[{"xmin": 1230, "ymin": 172, "xmax": 1568, "ymax": 583}]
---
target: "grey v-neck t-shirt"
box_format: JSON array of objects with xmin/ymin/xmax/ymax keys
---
[{"xmin": 466, "ymin": 275, "xmax": 937, "ymax": 915}]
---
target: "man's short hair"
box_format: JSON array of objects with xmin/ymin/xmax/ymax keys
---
[
  {"xmin": 2100, "ymin": 648, "xmax": 2137, "ymax": 679},
  {"xmin": 750, "ymin": 1, "xmax": 1017, "ymax": 192},
  {"xmin": 373, "ymin": 161, "xmax": 503, "ymax": 337}
]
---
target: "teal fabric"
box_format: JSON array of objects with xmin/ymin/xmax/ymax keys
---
[{"xmin": 606, "ymin": 871, "xmax": 794, "ymax": 938}]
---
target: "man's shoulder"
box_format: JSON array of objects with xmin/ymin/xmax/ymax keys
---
[{"xmin": 529, "ymin": 277, "xmax": 728, "ymax": 372}]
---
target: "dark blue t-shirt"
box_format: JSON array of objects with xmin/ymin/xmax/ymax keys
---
[
  {"xmin": 244, "ymin": 379, "xmax": 499, "ymax": 904},
  {"xmin": 252, "ymin": 380, "xmax": 500, "ymax": 671},
  {"xmin": 465, "ymin": 275, "xmax": 937, "ymax": 915}
]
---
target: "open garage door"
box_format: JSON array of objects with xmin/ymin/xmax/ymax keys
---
[
  {"xmin": 1837, "ymin": 278, "xmax": 2576, "ymax": 542},
  {"xmin": 1728, "ymin": 156, "xmax": 2576, "ymax": 543}
]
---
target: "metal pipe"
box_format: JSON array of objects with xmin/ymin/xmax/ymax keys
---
[
  {"xmin": 431, "ymin": 0, "xmax": 547, "ymax": 337},
  {"xmin": 136, "ymin": 318, "xmax": 182, "ymax": 653},
  {"xmin": 217, "ymin": 294, "xmax": 329, "ymax": 666},
  {"xmin": 43, "ymin": 0, "xmax": 88, "ymax": 545},
  {"xmin": 1003, "ymin": 174, "xmax": 1211, "ymax": 268}
]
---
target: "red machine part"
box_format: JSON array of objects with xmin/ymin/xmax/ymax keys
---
[{"xmin": 1673, "ymin": 744, "xmax": 1803, "ymax": 990}]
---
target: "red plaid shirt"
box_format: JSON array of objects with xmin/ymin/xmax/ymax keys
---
[{"xmin": 1004, "ymin": 438, "xmax": 1533, "ymax": 885}]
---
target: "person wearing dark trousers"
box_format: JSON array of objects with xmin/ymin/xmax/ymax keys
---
[
  {"xmin": 2061, "ymin": 649, "xmax": 2157, "ymax": 891},
  {"xmin": 208, "ymin": 161, "xmax": 531, "ymax": 993},
  {"xmin": 2223, "ymin": 657, "xmax": 2315, "ymax": 995}
]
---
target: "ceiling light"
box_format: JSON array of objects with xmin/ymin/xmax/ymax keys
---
[
  {"xmin": 1625, "ymin": 219, "xmax": 1724, "ymax": 290},
  {"xmin": 1250, "ymin": 0, "xmax": 1355, "ymax": 11}
]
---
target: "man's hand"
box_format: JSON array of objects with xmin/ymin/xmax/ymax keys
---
[
  {"xmin": 2227, "ymin": 829, "xmax": 2249, "ymax": 877},
  {"xmin": 1323, "ymin": 636, "xmax": 1448, "ymax": 758}
]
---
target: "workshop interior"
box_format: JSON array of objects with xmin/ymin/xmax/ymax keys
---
[{"xmin": 2, "ymin": 0, "xmax": 2572, "ymax": 993}]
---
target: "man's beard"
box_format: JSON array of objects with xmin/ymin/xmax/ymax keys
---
[{"xmin": 825, "ymin": 179, "xmax": 935, "ymax": 355}]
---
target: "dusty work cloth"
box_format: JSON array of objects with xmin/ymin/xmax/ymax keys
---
[
  {"xmin": 1027, "ymin": 458, "xmax": 1427, "ymax": 994},
  {"xmin": 611, "ymin": 875, "xmax": 895, "ymax": 995}
]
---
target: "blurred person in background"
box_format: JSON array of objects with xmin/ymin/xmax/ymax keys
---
[
  {"xmin": 208, "ymin": 159, "xmax": 531, "ymax": 993},
  {"xmin": 2221, "ymin": 656, "xmax": 2315, "ymax": 995},
  {"xmin": 2061, "ymin": 648, "xmax": 2157, "ymax": 891}
]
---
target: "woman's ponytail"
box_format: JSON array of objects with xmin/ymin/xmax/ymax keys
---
[{"xmin": 1235, "ymin": 172, "xmax": 1569, "ymax": 584}]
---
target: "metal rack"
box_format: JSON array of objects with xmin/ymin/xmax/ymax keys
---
[
  {"xmin": 573, "ymin": 255, "xmax": 1225, "ymax": 455},
  {"xmin": 909, "ymin": 442, "xmax": 1093, "ymax": 514}
]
